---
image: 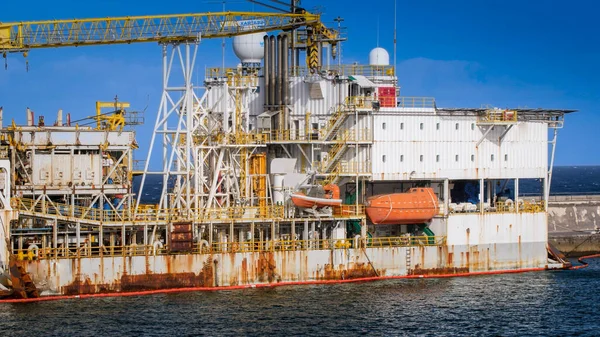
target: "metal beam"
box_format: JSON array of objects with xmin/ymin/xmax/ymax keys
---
[
  {"xmin": 498, "ymin": 124, "xmax": 514, "ymax": 143},
  {"xmin": 476, "ymin": 125, "xmax": 494, "ymax": 148}
]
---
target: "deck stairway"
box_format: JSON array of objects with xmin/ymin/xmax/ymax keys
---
[{"xmin": 320, "ymin": 106, "xmax": 350, "ymax": 141}]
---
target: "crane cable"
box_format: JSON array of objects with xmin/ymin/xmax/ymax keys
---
[{"xmin": 563, "ymin": 230, "xmax": 600, "ymax": 257}]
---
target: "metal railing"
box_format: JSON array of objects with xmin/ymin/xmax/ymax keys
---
[
  {"xmin": 0, "ymin": 145, "xmax": 9, "ymax": 158},
  {"xmin": 13, "ymin": 235, "xmax": 446, "ymax": 260},
  {"xmin": 338, "ymin": 161, "xmax": 371, "ymax": 175},
  {"xmin": 334, "ymin": 128, "xmax": 372, "ymax": 142},
  {"xmin": 206, "ymin": 68, "xmax": 259, "ymax": 85},
  {"xmin": 14, "ymin": 244, "xmax": 160, "ymax": 260},
  {"xmin": 449, "ymin": 200, "xmax": 546, "ymax": 214},
  {"xmin": 263, "ymin": 127, "xmax": 371, "ymax": 143},
  {"xmin": 397, "ymin": 97, "xmax": 436, "ymax": 108},
  {"xmin": 345, "ymin": 95, "xmax": 378, "ymax": 110},
  {"xmin": 13, "ymin": 197, "xmax": 365, "ymax": 223},
  {"xmin": 264, "ymin": 129, "xmax": 315, "ymax": 142},
  {"xmin": 477, "ymin": 109, "xmax": 518, "ymax": 124},
  {"xmin": 291, "ymin": 64, "xmax": 395, "ymax": 77},
  {"xmin": 15, "ymin": 198, "xmax": 131, "ymax": 222},
  {"xmin": 491, "ymin": 200, "xmax": 545, "ymax": 213}
]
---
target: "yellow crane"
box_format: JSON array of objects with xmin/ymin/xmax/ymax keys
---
[
  {"xmin": 0, "ymin": 11, "xmax": 338, "ymax": 69},
  {"xmin": 0, "ymin": 9, "xmax": 342, "ymax": 214}
]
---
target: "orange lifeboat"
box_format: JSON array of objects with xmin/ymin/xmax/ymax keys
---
[
  {"xmin": 291, "ymin": 184, "xmax": 342, "ymax": 209},
  {"xmin": 365, "ymin": 187, "xmax": 439, "ymax": 225}
]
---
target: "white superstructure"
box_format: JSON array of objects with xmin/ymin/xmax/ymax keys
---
[{"xmin": 0, "ymin": 39, "xmax": 573, "ymax": 297}]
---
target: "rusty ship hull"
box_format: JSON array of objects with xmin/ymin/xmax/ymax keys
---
[{"xmin": 18, "ymin": 213, "xmax": 558, "ymax": 296}]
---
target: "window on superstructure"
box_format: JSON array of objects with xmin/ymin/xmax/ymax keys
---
[
  {"xmin": 491, "ymin": 154, "xmax": 495, "ymax": 161},
  {"xmin": 455, "ymin": 155, "xmax": 459, "ymax": 162},
  {"xmin": 400, "ymin": 155, "xmax": 404, "ymax": 162},
  {"xmin": 382, "ymin": 122, "xmax": 386, "ymax": 130},
  {"xmin": 436, "ymin": 123, "xmax": 440, "ymax": 130},
  {"xmin": 436, "ymin": 155, "xmax": 440, "ymax": 162},
  {"xmin": 420, "ymin": 123, "xmax": 424, "ymax": 130},
  {"xmin": 471, "ymin": 154, "xmax": 475, "ymax": 162},
  {"xmin": 382, "ymin": 155, "xmax": 386, "ymax": 163},
  {"xmin": 455, "ymin": 123, "xmax": 459, "ymax": 130},
  {"xmin": 420, "ymin": 155, "xmax": 423, "ymax": 162},
  {"xmin": 471, "ymin": 123, "xmax": 475, "ymax": 130},
  {"xmin": 505, "ymin": 154, "xmax": 508, "ymax": 161},
  {"xmin": 400, "ymin": 122, "xmax": 404, "ymax": 130}
]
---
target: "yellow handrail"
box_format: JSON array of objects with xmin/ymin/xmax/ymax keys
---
[
  {"xmin": 397, "ymin": 97, "xmax": 436, "ymax": 108},
  {"xmin": 14, "ymin": 235, "xmax": 446, "ymax": 260},
  {"xmin": 13, "ymin": 196, "xmax": 367, "ymax": 223},
  {"xmin": 478, "ymin": 109, "xmax": 518, "ymax": 123},
  {"xmin": 291, "ymin": 64, "xmax": 395, "ymax": 77}
]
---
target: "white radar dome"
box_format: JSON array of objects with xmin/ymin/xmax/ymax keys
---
[
  {"xmin": 369, "ymin": 47, "xmax": 390, "ymax": 66},
  {"xmin": 233, "ymin": 32, "xmax": 266, "ymax": 64}
]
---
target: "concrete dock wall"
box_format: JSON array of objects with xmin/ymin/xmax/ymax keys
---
[{"xmin": 546, "ymin": 195, "xmax": 600, "ymax": 256}]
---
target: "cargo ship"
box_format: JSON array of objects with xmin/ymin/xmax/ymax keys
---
[{"xmin": 0, "ymin": 9, "xmax": 574, "ymax": 299}]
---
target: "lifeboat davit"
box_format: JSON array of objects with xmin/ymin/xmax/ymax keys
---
[
  {"xmin": 365, "ymin": 187, "xmax": 439, "ymax": 225},
  {"xmin": 291, "ymin": 184, "xmax": 342, "ymax": 209}
]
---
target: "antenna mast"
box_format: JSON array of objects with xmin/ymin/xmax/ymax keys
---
[{"xmin": 393, "ymin": 0, "xmax": 397, "ymax": 76}]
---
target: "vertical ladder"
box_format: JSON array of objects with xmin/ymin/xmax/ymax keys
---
[{"xmin": 405, "ymin": 248, "xmax": 412, "ymax": 272}]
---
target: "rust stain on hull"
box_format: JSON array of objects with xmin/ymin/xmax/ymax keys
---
[
  {"xmin": 63, "ymin": 277, "xmax": 98, "ymax": 295},
  {"xmin": 121, "ymin": 273, "xmax": 201, "ymax": 292},
  {"xmin": 410, "ymin": 267, "xmax": 469, "ymax": 276},
  {"xmin": 322, "ymin": 263, "xmax": 380, "ymax": 280},
  {"xmin": 62, "ymin": 256, "xmax": 215, "ymax": 295},
  {"xmin": 256, "ymin": 252, "xmax": 277, "ymax": 283}
]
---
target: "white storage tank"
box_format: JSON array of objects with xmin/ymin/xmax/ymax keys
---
[{"xmin": 272, "ymin": 173, "xmax": 285, "ymax": 205}]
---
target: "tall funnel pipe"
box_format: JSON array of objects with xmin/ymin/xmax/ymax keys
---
[
  {"xmin": 26, "ymin": 108, "xmax": 32, "ymax": 126},
  {"xmin": 263, "ymin": 35, "xmax": 270, "ymax": 107},
  {"xmin": 282, "ymin": 34, "xmax": 289, "ymax": 107},
  {"xmin": 269, "ymin": 36, "xmax": 276, "ymax": 109},
  {"xmin": 282, "ymin": 34, "xmax": 289, "ymax": 130},
  {"xmin": 276, "ymin": 34, "xmax": 283, "ymax": 107}
]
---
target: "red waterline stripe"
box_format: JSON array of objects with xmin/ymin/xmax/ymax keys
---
[{"xmin": 0, "ymin": 267, "xmax": 552, "ymax": 304}]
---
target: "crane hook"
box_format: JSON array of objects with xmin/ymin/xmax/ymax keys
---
[{"xmin": 23, "ymin": 52, "xmax": 29, "ymax": 72}]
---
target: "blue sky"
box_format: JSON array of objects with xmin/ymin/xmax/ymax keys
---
[{"xmin": 0, "ymin": 0, "xmax": 597, "ymax": 166}]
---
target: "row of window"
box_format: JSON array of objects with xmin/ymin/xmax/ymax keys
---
[
  {"xmin": 382, "ymin": 122, "xmax": 476, "ymax": 131},
  {"xmin": 381, "ymin": 154, "xmax": 509, "ymax": 163}
]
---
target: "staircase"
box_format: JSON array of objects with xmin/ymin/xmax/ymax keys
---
[
  {"xmin": 320, "ymin": 102, "xmax": 355, "ymax": 141},
  {"xmin": 321, "ymin": 164, "xmax": 341, "ymax": 186},
  {"xmin": 320, "ymin": 109, "xmax": 349, "ymax": 141},
  {"xmin": 321, "ymin": 139, "xmax": 350, "ymax": 173},
  {"xmin": 318, "ymin": 96, "xmax": 374, "ymax": 181}
]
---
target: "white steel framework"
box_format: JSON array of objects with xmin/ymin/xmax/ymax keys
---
[{"xmin": 136, "ymin": 40, "xmax": 268, "ymax": 217}]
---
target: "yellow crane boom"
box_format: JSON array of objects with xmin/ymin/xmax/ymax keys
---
[{"xmin": 0, "ymin": 11, "xmax": 321, "ymax": 52}]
